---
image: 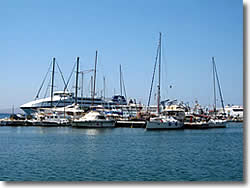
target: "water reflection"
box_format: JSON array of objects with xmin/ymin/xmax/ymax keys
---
[
  {"xmin": 38, "ymin": 127, "xmax": 71, "ymax": 134},
  {"xmin": 71, "ymin": 127, "xmax": 114, "ymax": 136},
  {"xmin": 35, "ymin": 126, "xmax": 115, "ymax": 136}
]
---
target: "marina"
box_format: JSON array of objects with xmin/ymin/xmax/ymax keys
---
[
  {"xmin": 0, "ymin": 0, "xmax": 243, "ymax": 182},
  {"xmin": 0, "ymin": 112, "xmax": 242, "ymax": 129},
  {"xmin": 0, "ymin": 32, "xmax": 242, "ymax": 131}
]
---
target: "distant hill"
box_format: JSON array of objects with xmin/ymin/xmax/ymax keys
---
[{"xmin": 0, "ymin": 108, "xmax": 23, "ymax": 114}]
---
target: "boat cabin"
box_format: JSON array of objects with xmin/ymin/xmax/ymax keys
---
[
  {"xmin": 53, "ymin": 91, "xmax": 74, "ymax": 97},
  {"xmin": 111, "ymin": 95, "xmax": 127, "ymax": 105}
]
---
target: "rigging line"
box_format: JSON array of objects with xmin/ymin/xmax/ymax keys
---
[
  {"xmin": 43, "ymin": 77, "xmax": 51, "ymax": 100},
  {"xmin": 121, "ymin": 70, "xmax": 127, "ymax": 100},
  {"xmin": 64, "ymin": 61, "xmax": 76, "ymax": 91},
  {"xmin": 35, "ymin": 61, "xmax": 52, "ymax": 100},
  {"xmin": 214, "ymin": 59, "xmax": 225, "ymax": 114},
  {"xmin": 55, "ymin": 61, "xmax": 67, "ymax": 92},
  {"xmin": 87, "ymin": 77, "xmax": 91, "ymax": 97},
  {"xmin": 147, "ymin": 41, "xmax": 160, "ymax": 107},
  {"xmin": 162, "ymin": 36, "xmax": 168, "ymax": 99}
]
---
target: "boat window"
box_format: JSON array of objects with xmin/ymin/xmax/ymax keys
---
[{"xmin": 97, "ymin": 115, "xmax": 106, "ymax": 120}]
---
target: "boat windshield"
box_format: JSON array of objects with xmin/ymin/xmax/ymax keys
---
[
  {"xmin": 54, "ymin": 92, "xmax": 73, "ymax": 97},
  {"xmin": 97, "ymin": 115, "xmax": 106, "ymax": 120},
  {"xmin": 232, "ymin": 109, "xmax": 243, "ymax": 112}
]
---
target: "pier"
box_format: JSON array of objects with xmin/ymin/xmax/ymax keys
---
[{"xmin": 0, "ymin": 118, "xmax": 238, "ymax": 129}]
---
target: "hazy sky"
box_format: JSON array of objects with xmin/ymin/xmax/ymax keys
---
[{"xmin": 0, "ymin": 0, "xmax": 243, "ymax": 110}]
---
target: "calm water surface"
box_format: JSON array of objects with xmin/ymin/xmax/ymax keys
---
[{"xmin": 0, "ymin": 122, "xmax": 243, "ymax": 181}]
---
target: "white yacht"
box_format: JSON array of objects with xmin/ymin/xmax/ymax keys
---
[
  {"xmin": 30, "ymin": 111, "xmax": 70, "ymax": 126},
  {"xmin": 20, "ymin": 56, "xmax": 128, "ymax": 116},
  {"xmin": 162, "ymin": 104, "xmax": 186, "ymax": 122},
  {"xmin": 221, "ymin": 105, "xmax": 243, "ymax": 120},
  {"xmin": 207, "ymin": 118, "xmax": 227, "ymax": 128},
  {"xmin": 146, "ymin": 104, "xmax": 185, "ymax": 130},
  {"xmin": 20, "ymin": 91, "xmax": 126, "ymax": 115},
  {"xmin": 72, "ymin": 111, "xmax": 115, "ymax": 128}
]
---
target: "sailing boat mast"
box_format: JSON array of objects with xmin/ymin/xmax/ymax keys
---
[
  {"xmin": 75, "ymin": 57, "xmax": 80, "ymax": 105},
  {"xmin": 91, "ymin": 76, "xmax": 93, "ymax": 97},
  {"xmin": 92, "ymin": 51, "xmax": 98, "ymax": 106},
  {"xmin": 212, "ymin": 57, "xmax": 216, "ymax": 114},
  {"xmin": 212, "ymin": 57, "xmax": 225, "ymax": 115},
  {"xmin": 50, "ymin": 57, "xmax": 56, "ymax": 107},
  {"xmin": 120, "ymin": 64, "xmax": 122, "ymax": 96},
  {"xmin": 147, "ymin": 33, "xmax": 160, "ymax": 108},
  {"xmin": 103, "ymin": 76, "xmax": 105, "ymax": 100},
  {"xmin": 81, "ymin": 71, "xmax": 84, "ymax": 108},
  {"xmin": 157, "ymin": 32, "xmax": 162, "ymax": 114},
  {"xmin": 122, "ymin": 70, "xmax": 127, "ymax": 100}
]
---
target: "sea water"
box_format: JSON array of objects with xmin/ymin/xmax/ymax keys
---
[{"xmin": 0, "ymin": 121, "xmax": 243, "ymax": 181}]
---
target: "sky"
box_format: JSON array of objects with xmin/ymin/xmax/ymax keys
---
[{"xmin": 0, "ymin": 0, "xmax": 243, "ymax": 110}]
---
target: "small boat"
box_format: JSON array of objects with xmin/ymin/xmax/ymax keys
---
[
  {"xmin": 30, "ymin": 112, "xmax": 70, "ymax": 126},
  {"xmin": 146, "ymin": 116, "xmax": 184, "ymax": 130},
  {"xmin": 72, "ymin": 111, "xmax": 115, "ymax": 128},
  {"xmin": 184, "ymin": 114, "xmax": 226, "ymax": 129}
]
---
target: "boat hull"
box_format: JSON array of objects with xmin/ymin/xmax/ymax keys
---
[
  {"xmin": 184, "ymin": 122, "xmax": 226, "ymax": 129},
  {"xmin": 146, "ymin": 121, "xmax": 184, "ymax": 130},
  {"xmin": 31, "ymin": 120, "xmax": 69, "ymax": 127},
  {"xmin": 72, "ymin": 120, "xmax": 115, "ymax": 128}
]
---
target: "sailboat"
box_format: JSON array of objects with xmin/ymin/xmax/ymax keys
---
[
  {"xmin": 146, "ymin": 33, "xmax": 184, "ymax": 130},
  {"xmin": 72, "ymin": 51, "xmax": 115, "ymax": 128},
  {"xmin": 207, "ymin": 57, "xmax": 227, "ymax": 127}
]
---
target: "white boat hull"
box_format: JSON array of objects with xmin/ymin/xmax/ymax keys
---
[
  {"xmin": 208, "ymin": 119, "xmax": 227, "ymax": 128},
  {"xmin": 72, "ymin": 120, "xmax": 115, "ymax": 128},
  {"xmin": 146, "ymin": 121, "xmax": 184, "ymax": 130}
]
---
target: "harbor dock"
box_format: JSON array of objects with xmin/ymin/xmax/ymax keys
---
[
  {"xmin": 0, "ymin": 119, "xmax": 147, "ymax": 128},
  {"xmin": 0, "ymin": 119, "xmax": 69, "ymax": 127},
  {"xmin": 1, "ymin": 118, "xmax": 234, "ymax": 129}
]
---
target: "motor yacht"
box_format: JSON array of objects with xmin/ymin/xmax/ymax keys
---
[{"xmin": 72, "ymin": 111, "xmax": 115, "ymax": 128}]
